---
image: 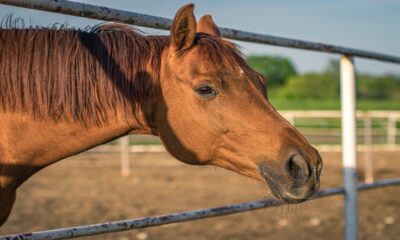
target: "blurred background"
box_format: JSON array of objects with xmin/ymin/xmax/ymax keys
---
[{"xmin": 0, "ymin": 1, "xmax": 399, "ymax": 240}]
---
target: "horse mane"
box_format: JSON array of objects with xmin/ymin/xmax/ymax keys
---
[
  {"xmin": 0, "ymin": 21, "xmax": 168, "ymax": 126},
  {"xmin": 0, "ymin": 20, "xmax": 263, "ymax": 127}
]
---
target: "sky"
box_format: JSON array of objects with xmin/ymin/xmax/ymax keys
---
[{"xmin": 0, "ymin": 0, "xmax": 399, "ymax": 75}]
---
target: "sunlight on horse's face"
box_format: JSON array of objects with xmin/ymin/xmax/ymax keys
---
[{"xmin": 156, "ymin": 4, "xmax": 322, "ymax": 204}]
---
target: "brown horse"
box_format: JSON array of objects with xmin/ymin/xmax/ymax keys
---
[{"xmin": 0, "ymin": 4, "xmax": 322, "ymax": 226}]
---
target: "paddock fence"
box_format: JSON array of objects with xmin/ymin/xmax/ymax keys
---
[
  {"xmin": 93, "ymin": 110, "xmax": 400, "ymax": 182},
  {"xmin": 0, "ymin": 1, "xmax": 400, "ymax": 240}
]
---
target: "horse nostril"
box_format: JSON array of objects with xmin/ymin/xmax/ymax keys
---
[{"xmin": 286, "ymin": 155, "xmax": 310, "ymax": 182}]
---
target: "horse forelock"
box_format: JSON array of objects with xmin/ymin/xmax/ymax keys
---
[{"xmin": 192, "ymin": 33, "xmax": 267, "ymax": 94}]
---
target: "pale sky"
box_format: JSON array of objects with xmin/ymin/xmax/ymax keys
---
[{"xmin": 0, "ymin": 0, "xmax": 399, "ymax": 75}]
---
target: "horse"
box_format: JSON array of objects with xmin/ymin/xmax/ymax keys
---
[{"xmin": 0, "ymin": 4, "xmax": 322, "ymax": 226}]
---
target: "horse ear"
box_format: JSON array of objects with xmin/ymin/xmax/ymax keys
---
[
  {"xmin": 170, "ymin": 4, "xmax": 197, "ymax": 52},
  {"xmin": 197, "ymin": 15, "xmax": 221, "ymax": 37}
]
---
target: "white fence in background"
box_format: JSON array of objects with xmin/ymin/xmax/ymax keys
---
[{"xmin": 105, "ymin": 110, "xmax": 399, "ymax": 183}]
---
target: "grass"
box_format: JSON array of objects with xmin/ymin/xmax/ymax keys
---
[
  {"xmin": 270, "ymin": 98, "xmax": 400, "ymax": 111},
  {"xmin": 293, "ymin": 118, "xmax": 389, "ymax": 129}
]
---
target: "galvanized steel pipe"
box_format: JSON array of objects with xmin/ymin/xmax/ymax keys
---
[
  {"xmin": 1, "ymin": 0, "xmax": 400, "ymax": 63},
  {"xmin": 1, "ymin": 178, "xmax": 400, "ymax": 240}
]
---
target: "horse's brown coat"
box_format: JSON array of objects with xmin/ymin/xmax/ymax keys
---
[{"xmin": 0, "ymin": 4, "xmax": 322, "ymax": 226}]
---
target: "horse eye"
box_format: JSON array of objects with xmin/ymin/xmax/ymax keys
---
[{"xmin": 194, "ymin": 85, "xmax": 217, "ymax": 100}]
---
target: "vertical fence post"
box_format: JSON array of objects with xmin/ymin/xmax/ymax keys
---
[
  {"xmin": 340, "ymin": 55, "xmax": 358, "ymax": 240},
  {"xmin": 363, "ymin": 116, "xmax": 374, "ymax": 183},
  {"xmin": 387, "ymin": 116, "xmax": 397, "ymax": 146},
  {"xmin": 120, "ymin": 136, "xmax": 131, "ymax": 176}
]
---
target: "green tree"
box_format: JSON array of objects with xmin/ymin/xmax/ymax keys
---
[
  {"xmin": 246, "ymin": 55, "xmax": 297, "ymax": 87},
  {"xmin": 323, "ymin": 59, "xmax": 400, "ymax": 100},
  {"xmin": 279, "ymin": 73, "xmax": 339, "ymax": 100},
  {"xmin": 357, "ymin": 74, "xmax": 400, "ymax": 100}
]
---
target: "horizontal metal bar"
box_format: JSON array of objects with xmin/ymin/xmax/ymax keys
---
[
  {"xmin": 1, "ymin": 0, "xmax": 400, "ymax": 63},
  {"xmin": 0, "ymin": 0, "xmax": 173, "ymax": 29},
  {"xmin": 1, "ymin": 178, "xmax": 399, "ymax": 240}
]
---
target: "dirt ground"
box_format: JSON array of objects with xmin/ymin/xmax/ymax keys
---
[{"xmin": 0, "ymin": 150, "xmax": 399, "ymax": 240}]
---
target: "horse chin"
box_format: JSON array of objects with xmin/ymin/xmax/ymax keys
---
[
  {"xmin": 266, "ymin": 180, "xmax": 317, "ymax": 204},
  {"xmin": 259, "ymin": 169, "xmax": 319, "ymax": 204},
  {"xmin": 270, "ymin": 187, "xmax": 310, "ymax": 204}
]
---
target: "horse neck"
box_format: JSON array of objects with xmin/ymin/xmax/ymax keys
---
[
  {"xmin": 0, "ymin": 29, "xmax": 168, "ymax": 189},
  {"xmin": 87, "ymin": 33, "xmax": 168, "ymax": 135},
  {"xmin": 0, "ymin": 113, "xmax": 130, "ymax": 189},
  {"xmin": 124, "ymin": 37, "xmax": 169, "ymax": 135}
]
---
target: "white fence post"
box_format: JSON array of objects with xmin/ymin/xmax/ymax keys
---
[
  {"xmin": 387, "ymin": 116, "xmax": 397, "ymax": 146},
  {"xmin": 120, "ymin": 136, "xmax": 131, "ymax": 176},
  {"xmin": 363, "ymin": 117, "xmax": 374, "ymax": 183},
  {"xmin": 340, "ymin": 56, "xmax": 358, "ymax": 240}
]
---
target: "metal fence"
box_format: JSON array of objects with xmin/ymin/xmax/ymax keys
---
[
  {"xmin": 1, "ymin": 178, "xmax": 399, "ymax": 240},
  {"xmin": 0, "ymin": 1, "xmax": 399, "ymax": 240}
]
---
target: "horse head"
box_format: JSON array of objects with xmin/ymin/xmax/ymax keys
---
[{"xmin": 155, "ymin": 4, "xmax": 323, "ymax": 204}]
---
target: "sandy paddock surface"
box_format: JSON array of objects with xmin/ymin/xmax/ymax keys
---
[{"xmin": 0, "ymin": 150, "xmax": 399, "ymax": 240}]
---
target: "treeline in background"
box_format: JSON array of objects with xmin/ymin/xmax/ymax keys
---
[{"xmin": 246, "ymin": 55, "xmax": 400, "ymax": 110}]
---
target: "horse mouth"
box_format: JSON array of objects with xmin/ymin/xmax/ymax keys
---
[
  {"xmin": 265, "ymin": 178, "xmax": 316, "ymax": 204},
  {"xmin": 258, "ymin": 164, "xmax": 319, "ymax": 204}
]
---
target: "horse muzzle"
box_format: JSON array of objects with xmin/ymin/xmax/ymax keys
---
[{"xmin": 258, "ymin": 153, "xmax": 322, "ymax": 204}]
